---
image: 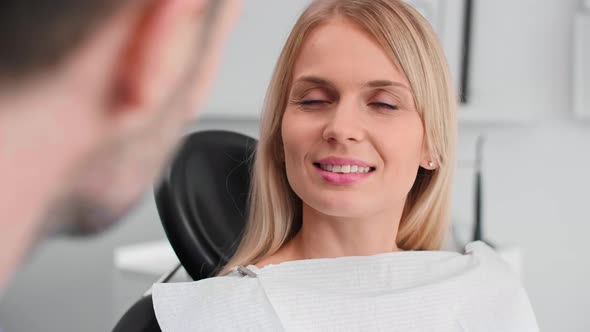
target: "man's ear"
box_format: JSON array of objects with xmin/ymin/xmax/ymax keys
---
[{"xmin": 110, "ymin": 0, "xmax": 210, "ymax": 131}]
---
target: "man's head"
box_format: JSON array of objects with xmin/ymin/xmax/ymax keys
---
[{"xmin": 0, "ymin": 0, "xmax": 241, "ymax": 235}]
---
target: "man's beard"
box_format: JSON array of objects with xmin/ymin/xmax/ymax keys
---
[
  {"xmin": 43, "ymin": 190, "xmax": 144, "ymax": 238},
  {"xmin": 12, "ymin": 189, "xmax": 145, "ymax": 273}
]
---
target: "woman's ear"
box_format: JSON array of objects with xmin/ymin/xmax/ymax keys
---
[
  {"xmin": 420, "ymin": 159, "xmax": 437, "ymax": 170},
  {"xmin": 420, "ymin": 139, "xmax": 438, "ymax": 170}
]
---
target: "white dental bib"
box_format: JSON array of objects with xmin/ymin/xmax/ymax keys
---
[{"xmin": 152, "ymin": 241, "xmax": 538, "ymax": 331}]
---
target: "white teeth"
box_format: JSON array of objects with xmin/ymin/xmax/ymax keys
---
[{"xmin": 318, "ymin": 164, "xmax": 372, "ymax": 174}]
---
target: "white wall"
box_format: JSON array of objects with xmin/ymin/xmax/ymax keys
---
[
  {"xmin": 461, "ymin": 1, "xmax": 590, "ymax": 330},
  {"xmin": 483, "ymin": 123, "xmax": 590, "ymax": 331}
]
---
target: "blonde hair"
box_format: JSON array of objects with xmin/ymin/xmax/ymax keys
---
[{"xmin": 220, "ymin": 0, "xmax": 456, "ymax": 275}]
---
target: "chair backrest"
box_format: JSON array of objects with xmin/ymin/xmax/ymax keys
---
[{"xmin": 155, "ymin": 130, "xmax": 257, "ymax": 280}]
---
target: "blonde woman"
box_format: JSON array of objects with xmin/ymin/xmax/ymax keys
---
[{"xmin": 153, "ymin": 0, "xmax": 539, "ymax": 331}]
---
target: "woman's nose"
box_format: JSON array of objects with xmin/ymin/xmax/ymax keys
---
[{"xmin": 321, "ymin": 100, "xmax": 366, "ymax": 144}]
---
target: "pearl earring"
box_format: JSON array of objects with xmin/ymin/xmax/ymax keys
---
[{"xmin": 428, "ymin": 161, "xmax": 434, "ymax": 168}]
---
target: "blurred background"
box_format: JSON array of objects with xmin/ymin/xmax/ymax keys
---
[{"xmin": 1, "ymin": 0, "xmax": 589, "ymax": 331}]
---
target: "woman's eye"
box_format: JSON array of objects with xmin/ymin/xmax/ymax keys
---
[
  {"xmin": 298, "ymin": 100, "xmax": 331, "ymax": 109},
  {"xmin": 370, "ymin": 102, "xmax": 399, "ymax": 110},
  {"xmin": 300, "ymin": 100, "xmax": 328, "ymax": 106}
]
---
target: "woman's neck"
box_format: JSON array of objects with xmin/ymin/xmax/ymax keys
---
[
  {"xmin": 297, "ymin": 203, "xmax": 404, "ymax": 257},
  {"xmin": 257, "ymin": 203, "xmax": 404, "ymax": 268}
]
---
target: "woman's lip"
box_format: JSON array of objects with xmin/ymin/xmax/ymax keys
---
[
  {"xmin": 313, "ymin": 164, "xmax": 374, "ymax": 185},
  {"xmin": 314, "ymin": 157, "xmax": 375, "ymax": 168}
]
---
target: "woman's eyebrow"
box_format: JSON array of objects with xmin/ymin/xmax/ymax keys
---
[
  {"xmin": 292, "ymin": 76, "xmax": 336, "ymax": 89},
  {"xmin": 363, "ymin": 80, "xmax": 410, "ymax": 91},
  {"xmin": 293, "ymin": 76, "xmax": 410, "ymax": 92}
]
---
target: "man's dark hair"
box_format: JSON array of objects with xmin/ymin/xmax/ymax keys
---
[{"xmin": 0, "ymin": 0, "xmax": 127, "ymax": 81}]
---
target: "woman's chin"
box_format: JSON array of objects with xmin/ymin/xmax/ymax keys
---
[{"xmin": 307, "ymin": 197, "xmax": 374, "ymax": 219}]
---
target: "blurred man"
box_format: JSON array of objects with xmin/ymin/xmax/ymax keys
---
[{"xmin": 0, "ymin": 0, "xmax": 241, "ymax": 292}]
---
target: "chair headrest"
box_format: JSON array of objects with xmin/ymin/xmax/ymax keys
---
[{"xmin": 155, "ymin": 130, "xmax": 256, "ymax": 280}]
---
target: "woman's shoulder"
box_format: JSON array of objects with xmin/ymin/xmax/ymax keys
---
[
  {"xmin": 462, "ymin": 241, "xmax": 520, "ymax": 280},
  {"xmin": 152, "ymin": 269, "xmax": 255, "ymax": 303},
  {"xmin": 456, "ymin": 240, "xmax": 525, "ymax": 294},
  {"xmin": 463, "ymin": 240, "xmax": 500, "ymax": 258},
  {"xmin": 455, "ymin": 241, "xmax": 539, "ymax": 331},
  {"xmin": 151, "ymin": 273, "xmax": 282, "ymax": 330}
]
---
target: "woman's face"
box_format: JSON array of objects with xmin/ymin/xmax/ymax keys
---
[{"xmin": 281, "ymin": 18, "xmax": 431, "ymax": 220}]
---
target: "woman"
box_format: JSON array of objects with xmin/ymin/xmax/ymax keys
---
[{"xmin": 153, "ymin": 0, "xmax": 539, "ymax": 330}]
